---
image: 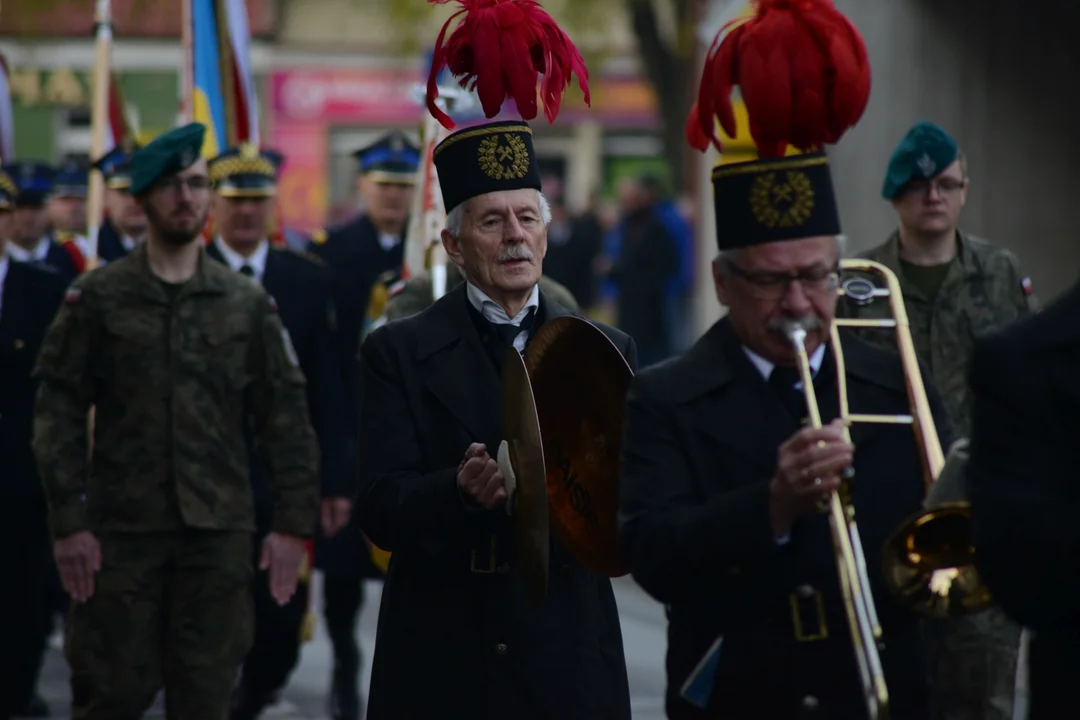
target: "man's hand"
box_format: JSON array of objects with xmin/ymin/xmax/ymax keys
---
[
  {"xmin": 320, "ymin": 497, "xmax": 353, "ymax": 537},
  {"xmin": 54, "ymin": 531, "xmax": 102, "ymax": 604},
  {"xmin": 260, "ymin": 532, "xmax": 306, "ymax": 606},
  {"xmin": 769, "ymin": 419, "xmax": 854, "ymax": 537},
  {"xmin": 457, "ymin": 442, "xmax": 507, "ymax": 510}
]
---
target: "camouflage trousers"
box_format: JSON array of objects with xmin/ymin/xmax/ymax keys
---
[
  {"xmin": 65, "ymin": 530, "xmax": 254, "ymax": 720},
  {"xmin": 925, "ymin": 606, "xmax": 1022, "ymax": 720}
]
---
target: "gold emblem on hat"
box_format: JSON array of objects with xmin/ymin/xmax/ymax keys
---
[
  {"xmin": 240, "ymin": 143, "xmax": 259, "ymax": 159},
  {"xmin": 478, "ymin": 133, "xmax": 530, "ymax": 181},
  {"xmin": 749, "ymin": 171, "xmax": 815, "ymax": 229}
]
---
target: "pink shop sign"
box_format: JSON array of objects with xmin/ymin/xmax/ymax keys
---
[{"xmin": 271, "ymin": 69, "xmax": 427, "ymax": 124}]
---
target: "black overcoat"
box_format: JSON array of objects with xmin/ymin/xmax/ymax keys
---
[
  {"xmin": 619, "ymin": 318, "xmax": 953, "ymax": 720},
  {"xmin": 356, "ymin": 283, "xmax": 635, "ymax": 720},
  {"xmin": 968, "ymin": 279, "xmax": 1080, "ymax": 719}
]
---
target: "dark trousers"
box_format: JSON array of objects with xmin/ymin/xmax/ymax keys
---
[
  {"xmin": 0, "ymin": 497, "xmax": 51, "ymax": 719},
  {"xmin": 323, "ymin": 574, "xmax": 365, "ymax": 688},
  {"xmin": 66, "ymin": 530, "xmax": 254, "ymax": 720},
  {"xmin": 235, "ymin": 531, "xmax": 310, "ymax": 702}
]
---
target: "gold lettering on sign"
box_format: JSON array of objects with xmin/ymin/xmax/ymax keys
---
[
  {"xmin": 9, "ymin": 68, "xmax": 41, "ymax": 105},
  {"xmin": 42, "ymin": 69, "xmax": 86, "ymax": 106}
]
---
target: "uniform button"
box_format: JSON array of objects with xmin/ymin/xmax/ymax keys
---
[
  {"xmin": 796, "ymin": 584, "xmax": 816, "ymax": 598},
  {"xmin": 494, "ymin": 643, "xmax": 508, "ymax": 656},
  {"xmin": 801, "ymin": 695, "xmax": 819, "ymax": 711}
]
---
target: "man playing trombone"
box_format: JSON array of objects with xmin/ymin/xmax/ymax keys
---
[{"xmin": 619, "ymin": 2, "xmax": 953, "ymax": 717}]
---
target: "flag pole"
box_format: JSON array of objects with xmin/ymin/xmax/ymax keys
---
[
  {"xmin": 85, "ymin": 0, "xmax": 113, "ymax": 271},
  {"xmin": 180, "ymin": 0, "xmax": 194, "ymax": 123}
]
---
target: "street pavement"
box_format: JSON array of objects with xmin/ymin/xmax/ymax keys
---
[{"xmin": 32, "ymin": 574, "xmax": 668, "ymax": 720}]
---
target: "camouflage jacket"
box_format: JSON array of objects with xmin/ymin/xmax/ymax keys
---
[
  {"xmin": 381, "ymin": 268, "xmax": 580, "ymax": 324},
  {"xmin": 32, "ymin": 244, "xmax": 320, "ymax": 539},
  {"xmin": 839, "ymin": 230, "xmax": 1034, "ymax": 438}
]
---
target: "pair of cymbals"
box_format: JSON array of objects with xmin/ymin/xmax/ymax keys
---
[{"xmin": 499, "ymin": 316, "xmax": 635, "ymax": 606}]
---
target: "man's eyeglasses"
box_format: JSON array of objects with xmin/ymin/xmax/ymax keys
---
[
  {"xmin": 723, "ymin": 259, "xmax": 839, "ymax": 300},
  {"xmin": 155, "ymin": 176, "xmax": 211, "ymax": 194}
]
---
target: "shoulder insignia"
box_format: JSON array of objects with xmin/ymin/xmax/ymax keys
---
[
  {"xmin": 286, "ymin": 247, "xmax": 327, "ymax": 267},
  {"xmin": 65, "ymin": 286, "xmax": 83, "ymax": 303},
  {"xmin": 310, "ymin": 229, "xmax": 328, "ymax": 245},
  {"xmin": 1021, "ymin": 276, "xmax": 1034, "ymax": 296},
  {"xmin": 56, "ymin": 230, "xmax": 73, "ymax": 242},
  {"xmin": 267, "ymin": 295, "xmax": 279, "ymax": 312}
]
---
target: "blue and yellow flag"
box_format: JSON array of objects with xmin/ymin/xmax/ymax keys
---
[{"xmin": 191, "ymin": 0, "xmax": 228, "ymax": 158}]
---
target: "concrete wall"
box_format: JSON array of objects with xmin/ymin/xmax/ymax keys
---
[{"xmin": 829, "ymin": 0, "xmax": 1080, "ymax": 304}]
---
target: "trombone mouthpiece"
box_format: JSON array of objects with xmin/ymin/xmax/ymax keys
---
[{"xmin": 781, "ymin": 320, "xmax": 808, "ymax": 349}]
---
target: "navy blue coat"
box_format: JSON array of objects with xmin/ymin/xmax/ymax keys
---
[
  {"xmin": 96, "ymin": 219, "xmax": 133, "ymax": 264},
  {"xmin": 206, "ymin": 244, "xmax": 352, "ymax": 534},
  {"xmin": 28, "ymin": 236, "xmax": 82, "ymax": 284},
  {"xmin": 619, "ymin": 319, "xmax": 953, "ymax": 720},
  {"xmin": 357, "ymin": 285, "xmax": 635, "ymax": 719},
  {"xmin": 1, "ymin": 261, "xmax": 68, "ymax": 501}
]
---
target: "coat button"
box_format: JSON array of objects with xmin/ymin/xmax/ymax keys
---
[
  {"xmin": 796, "ymin": 584, "xmax": 816, "ymax": 598},
  {"xmin": 801, "ymin": 695, "xmax": 819, "ymax": 711},
  {"xmin": 494, "ymin": 643, "xmax": 508, "ymax": 656}
]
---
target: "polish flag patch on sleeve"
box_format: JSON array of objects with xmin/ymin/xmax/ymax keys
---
[
  {"xmin": 65, "ymin": 287, "xmax": 83, "ymax": 303},
  {"xmin": 1021, "ymin": 277, "xmax": 1034, "ymax": 295}
]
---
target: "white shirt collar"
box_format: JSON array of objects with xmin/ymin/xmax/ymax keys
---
[
  {"xmin": 213, "ymin": 236, "xmax": 269, "ymax": 283},
  {"xmin": 378, "ymin": 232, "xmax": 401, "ymax": 252},
  {"xmin": 466, "ymin": 282, "xmax": 540, "ymax": 353},
  {"xmin": 5, "ymin": 237, "xmax": 49, "ymax": 263},
  {"xmin": 743, "ymin": 342, "xmax": 826, "ymax": 383}
]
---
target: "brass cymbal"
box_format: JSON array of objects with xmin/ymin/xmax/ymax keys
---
[
  {"xmin": 525, "ymin": 316, "xmax": 634, "ymax": 577},
  {"xmin": 499, "ymin": 346, "xmax": 550, "ymax": 606}
]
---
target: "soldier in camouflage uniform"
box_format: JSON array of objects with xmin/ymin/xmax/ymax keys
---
[
  {"xmin": 840, "ymin": 121, "xmax": 1034, "ymax": 720},
  {"xmin": 31, "ymin": 123, "xmax": 320, "ymax": 720}
]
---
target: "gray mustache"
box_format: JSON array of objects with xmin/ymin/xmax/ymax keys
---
[
  {"xmin": 497, "ymin": 245, "xmax": 535, "ymax": 262},
  {"xmin": 767, "ymin": 315, "xmax": 823, "ymax": 333}
]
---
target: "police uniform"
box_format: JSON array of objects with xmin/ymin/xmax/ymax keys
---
[
  {"xmin": 204, "ymin": 144, "xmax": 352, "ymax": 720},
  {"xmin": 0, "ymin": 169, "xmax": 68, "ymax": 720},
  {"xmin": 50, "ymin": 159, "xmax": 93, "ymax": 256},
  {"xmin": 839, "ymin": 122, "xmax": 1026, "ymax": 720},
  {"xmin": 2, "ymin": 162, "xmax": 84, "ymax": 282},
  {"xmin": 31, "ymin": 124, "xmax": 320, "ymax": 720},
  {"xmin": 307, "ymin": 131, "xmax": 420, "ymax": 720},
  {"xmin": 357, "ymin": 120, "xmax": 634, "ymax": 720},
  {"xmin": 92, "ymin": 144, "xmax": 142, "ymax": 263}
]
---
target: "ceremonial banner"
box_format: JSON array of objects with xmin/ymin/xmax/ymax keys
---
[{"xmin": 0, "ymin": 53, "xmax": 13, "ymax": 160}]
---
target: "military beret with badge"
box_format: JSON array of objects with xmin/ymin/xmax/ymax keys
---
[
  {"xmin": 129, "ymin": 122, "xmax": 207, "ymax": 196},
  {"xmin": 881, "ymin": 121, "xmax": 961, "ymax": 200}
]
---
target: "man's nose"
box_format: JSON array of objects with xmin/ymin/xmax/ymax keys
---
[
  {"xmin": 780, "ymin": 278, "xmax": 814, "ymax": 313},
  {"xmin": 503, "ymin": 214, "xmax": 526, "ymax": 241}
]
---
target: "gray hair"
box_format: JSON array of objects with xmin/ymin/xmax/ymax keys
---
[
  {"xmin": 714, "ymin": 234, "xmax": 849, "ymax": 273},
  {"xmin": 445, "ymin": 190, "xmax": 552, "ymax": 237}
]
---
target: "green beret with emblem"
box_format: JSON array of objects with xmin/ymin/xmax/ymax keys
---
[
  {"xmin": 130, "ymin": 122, "xmax": 207, "ymax": 195},
  {"xmin": 881, "ymin": 121, "xmax": 960, "ymax": 200},
  {"xmin": 710, "ymin": 151, "xmax": 840, "ymax": 251},
  {"xmin": 433, "ymin": 120, "xmax": 541, "ymax": 213}
]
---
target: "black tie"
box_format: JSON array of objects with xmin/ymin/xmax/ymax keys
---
[
  {"xmin": 239, "ymin": 264, "xmax": 255, "ymax": 278},
  {"xmin": 769, "ymin": 365, "xmax": 808, "ymax": 423},
  {"xmin": 491, "ymin": 307, "xmax": 537, "ymax": 349}
]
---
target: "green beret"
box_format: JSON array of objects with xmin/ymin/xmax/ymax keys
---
[
  {"xmin": 881, "ymin": 121, "xmax": 959, "ymax": 199},
  {"xmin": 130, "ymin": 123, "xmax": 207, "ymax": 195}
]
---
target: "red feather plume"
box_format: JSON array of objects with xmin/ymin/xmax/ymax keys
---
[
  {"xmin": 426, "ymin": 0, "xmax": 591, "ymax": 130},
  {"xmin": 686, "ymin": 0, "xmax": 871, "ymax": 158}
]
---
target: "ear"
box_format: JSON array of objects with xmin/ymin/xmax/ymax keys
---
[
  {"xmin": 442, "ymin": 228, "xmax": 464, "ymax": 267},
  {"xmin": 712, "ymin": 259, "xmax": 730, "ymax": 306},
  {"xmin": 959, "ymin": 180, "xmax": 968, "ymax": 209}
]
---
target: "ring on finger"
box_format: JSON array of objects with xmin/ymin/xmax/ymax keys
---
[{"xmin": 813, "ymin": 477, "xmax": 823, "ymax": 486}]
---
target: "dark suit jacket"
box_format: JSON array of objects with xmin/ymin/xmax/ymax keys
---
[
  {"xmin": 968, "ymin": 279, "xmax": 1080, "ymax": 719},
  {"xmin": 357, "ymin": 284, "xmax": 635, "ymax": 720},
  {"xmin": 206, "ymin": 244, "xmax": 351, "ymax": 532},
  {"xmin": 97, "ymin": 218, "xmax": 133, "ymax": 264},
  {"xmin": 1, "ymin": 261, "xmax": 68, "ymax": 500},
  {"xmin": 619, "ymin": 318, "xmax": 953, "ymax": 720}
]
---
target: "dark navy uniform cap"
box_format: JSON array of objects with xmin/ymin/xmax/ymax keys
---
[
  {"xmin": 92, "ymin": 144, "xmax": 140, "ymax": 191},
  {"xmin": 432, "ymin": 120, "xmax": 542, "ymax": 213},
  {"xmin": 2, "ymin": 161, "xmax": 54, "ymax": 206},
  {"xmin": 53, "ymin": 159, "xmax": 89, "ymax": 199},
  {"xmin": 209, "ymin": 144, "xmax": 284, "ymax": 198},
  {"xmin": 354, "ymin": 131, "xmax": 420, "ymax": 184},
  {"xmin": 881, "ymin": 121, "xmax": 960, "ymax": 200}
]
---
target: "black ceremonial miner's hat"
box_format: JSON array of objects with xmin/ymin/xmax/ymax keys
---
[
  {"xmin": 712, "ymin": 152, "xmax": 841, "ymax": 251},
  {"xmin": 208, "ymin": 143, "xmax": 284, "ymax": 198},
  {"xmin": 432, "ymin": 120, "xmax": 542, "ymax": 213}
]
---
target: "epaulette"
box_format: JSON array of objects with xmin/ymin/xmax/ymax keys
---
[
  {"xmin": 285, "ymin": 247, "xmax": 328, "ymax": 267},
  {"xmin": 309, "ymin": 228, "xmax": 328, "ymax": 245},
  {"xmin": 56, "ymin": 230, "xmax": 75, "ymax": 244}
]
